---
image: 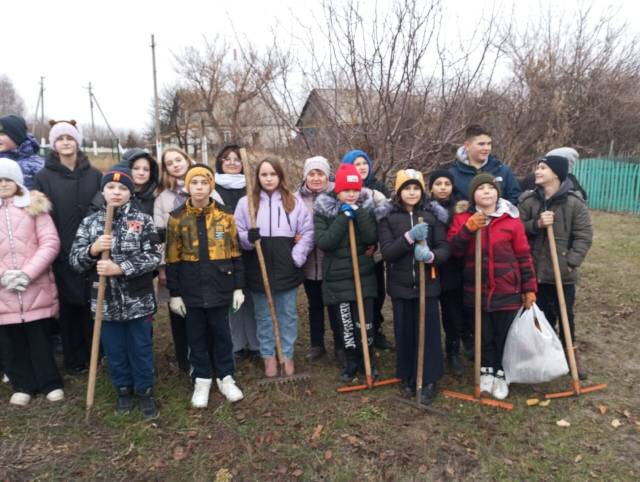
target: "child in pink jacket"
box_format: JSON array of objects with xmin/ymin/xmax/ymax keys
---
[{"xmin": 0, "ymin": 158, "xmax": 62, "ymax": 406}]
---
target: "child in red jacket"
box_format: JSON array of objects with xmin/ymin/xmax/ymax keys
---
[{"xmin": 448, "ymin": 173, "xmax": 536, "ymax": 400}]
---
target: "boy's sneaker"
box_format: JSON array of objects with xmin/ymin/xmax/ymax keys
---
[
  {"xmin": 480, "ymin": 367, "xmax": 494, "ymax": 395},
  {"xmin": 137, "ymin": 387, "xmax": 159, "ymax": 420},
  {"xmin": 46, "ymin": 389, "xmax": 65, "ymax": 402},
  {"xmin": 191, "ymin": 378, "xmax": 212, "ymax": 408},
  {"xmin": 492, "ymin": 370, "xmax": 509, "ymax": 400},
  {"xmin": 116, "ymin": 387, "xmax": 133, "ymax": 414},
  {"xmin": 216, "ymin": 375, "xmax": 244, "ymax": 403},
  {"xmin": 341, "ymin": 350, "xmax": 358, "ymax": 383},
  {"xmin": 9, "ymin": 392, "xmax": 31, "ymax": 406}
]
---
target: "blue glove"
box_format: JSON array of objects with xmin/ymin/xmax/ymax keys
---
[
  {"xmin": 414, "ymin": 243, "xmax": 432, "ymax": 262},
  {"xmin": 407, "ymin": 223, "xmax": 428, "ymax": 241},
  {"xmin": 340, "ymin": 203, "xmax": 355, "ymax": 218}
]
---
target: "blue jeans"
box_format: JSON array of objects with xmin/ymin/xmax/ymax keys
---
[
  {"xmin": 101, "ymin": 316, "xmax": 154, "ymax": 391},
  {"xmin": 251, "ymin": 288, "xmax": 298, "ymax": 359}
]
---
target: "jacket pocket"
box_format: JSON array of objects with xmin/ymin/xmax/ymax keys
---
[
  {"xmin": 127, "ymin": 272, "xmax": 153, "ymax": 297},
  {"xmin": 216, "ymin": 262, "xmax": 235, "ymax": 291}
]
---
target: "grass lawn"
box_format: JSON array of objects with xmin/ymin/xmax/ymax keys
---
[{"xmin": 1, "ymin": 211, "xmax": 638, "ymax": 481}]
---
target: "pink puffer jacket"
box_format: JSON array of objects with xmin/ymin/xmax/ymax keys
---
[{"xmin": 0, "ymin": 191, "xmax": 60, "ymax": 325}]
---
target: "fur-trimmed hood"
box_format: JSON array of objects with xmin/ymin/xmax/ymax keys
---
[
  {"xmin": 314, "ymin": 187, "xmax": 382, "ymax": 219},
  {"xmin": 454, "ymin": 198, "xmax": 519, "ymax": 218},
  {"xmin": 376, "ymin": 197, "xmax": 449, "ymax": 224},
  {"xmin": 0, "ymin": 190, "xmax": 51, "ymax": 216}
]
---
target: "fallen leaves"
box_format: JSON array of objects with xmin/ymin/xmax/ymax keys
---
[
  {"xmin": 611, "ymin": 419, "xmax": 622, "ymax": 428},
  {"xmin": 172, "ymin": 444, "xmax": 189, "ymax": 461},
  {"xmin": 311, "ymin": 424, "xmax": 323, "ymax": 441},
  {"xmin": 324, "ymin": 450, "xmax": 333, "ymax": 461},
  {"xmin": 556, "ymin": 419, "xmax": 571, "ymax": 427},
  {"xmin": 539, "ymin": 400, "xmax": 551, "ymax": 407},
  {"xmin": 527, "ymin": 398, "xmax": 539, "ymax": 406},
  {"xmin": 418, "ymin": 464, "xmax": 428, "ymax": 474},
  {"xmin": 597, "ymin": 405, "xmax": 608, "ymax": 415},
  {"xmin": 574, "ymin": 454, "xmax": 583, "ymax": 463}
]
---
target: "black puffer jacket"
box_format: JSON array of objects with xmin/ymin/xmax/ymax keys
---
[
  {"xmin": 431, "ymin": 195, "xmax": 465, "ymax": 291},
  {"xmin": 378, "ymin": 198, "xmax": 450, "ymax": 299},
  {"xmin": 33, "ymin": 151, "xmax": 102, "ymax": 305}
]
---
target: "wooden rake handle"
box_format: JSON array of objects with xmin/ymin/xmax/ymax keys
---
[
  {"xmin": 415, "ymin": 217, "xmax": 427, "ymax": 400},
  {"xmin": 474, "ymin": 229, "xmax": 482, "ymax": 399},
  {"xmin": 86, "ymin": 204, "xmax": 115, "ymax": 413}
]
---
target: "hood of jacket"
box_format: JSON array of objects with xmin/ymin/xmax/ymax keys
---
[
  {"xmin": 120, "ymin": 154, "xmax": 159, "ymax": 200},
  {"xmin": 314, "ymin": 187, "xmax": 387, "ymax": 220},
  {"xmin": 376, "ymin": 196, "xmax": 449, "ymax": 224},
  {"xmin": 45, "ymin": 149, "xmax": 93, "ymax": 173},
  {"xmin": 0, "ymin": 134, "xmax": 40, "ymax": 160},
  {"xmin": 455, "ymin": 146, "xmax": 506, "ymax": 174}
]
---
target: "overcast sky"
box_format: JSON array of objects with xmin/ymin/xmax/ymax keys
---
[{"xmin": 4, "ymin": 0, "xmax": 639, "ymax": 137}]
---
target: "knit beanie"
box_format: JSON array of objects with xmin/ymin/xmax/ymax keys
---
[
  {"xmin": 0, "ymin": 115, "xmax": 28, "ymax": 146},
  {"xmin": 334, "ymin": 163, "xmax": 362, "ymax": 193},
  {"xmin": 468, "ymin": 172, "xmax": 501, "ymax": 201},
  {"xmin": 0, "ymin": 158, "xmax": 30, "ymax": 206},
  {"xmin": 394, "ymin": 168, "xmax": 425, "ymax": 194},
  {"xmin": 48, "ymin": 120, "xmax": 82, "ymax": 148},
  {"xmin": 101, "ymin": 166, "xmax": 135, "ymax": 193},
  {"xmin": 303, "ymin": 156, "xmax": 331, "ymax": 179},
  {"xmin": 539, "ymin": 155, "xmax": 569, "ymax": 182},
  {"xmin": 546, "ymin": 147, "xmax": 578, "ymax": 172},
  {"xmin": 428, "ymin": 169, "xmax": 455, "ymax": 191},
  {"xmin": 185, "ymin": 164, "xmax": 215, "ymax": 192},
  {"xmin": 341, "ymin": 149, "xmax": 372, "ymax": 181}
]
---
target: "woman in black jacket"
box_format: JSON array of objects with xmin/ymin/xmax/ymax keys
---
[
  {"xmin": 33, "ymin": 121, "xmax": 102, "ymax": 373},
  {"xmin": 378, "ymin": 169, "xmax": 450, "ymax": 405}
]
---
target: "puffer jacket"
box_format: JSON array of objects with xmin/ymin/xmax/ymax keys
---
[
  {"xmin": 378, "ymin": 198, "xmax": 450, "ymax": 299},
  {"xmin": 448, "ymin": 199, "xmax": 537, "ymax": 312},
  {"xmin": 0, "ymin": 191, "xmax": 60, "ymax": 324},
  {"xmin": 431, "ymin": 195, "xmax": 465, "ymax": 291},
  {"xmin": 518, "ymin": 181, "xmax": 592, "ymax": 284},
  {"xmin": 298, "ymin": 182, "xmax": 334, "ymax": 280},
  {"xmin": 69, "ymin": 202, "xmax": 162, "ymax": 321},
  {"xmin": 0, "ymin": 135, "xmax": 45, "ymax": 190},
  {"xmin": 449, "ymin": 148, "xmax": 522, "ymax": 206},
  {"xmin": 165, "ymin": 199, "xmax": 245, "ymax": 308},
  {"xmin": 313, "ymin": 188, "xmax": 380, "ymax": 305},
  {"xmin": 235, "ymin": 190, "xmax": 314, "ymax": 292}
]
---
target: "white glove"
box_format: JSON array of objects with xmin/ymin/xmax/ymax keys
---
[
  {"xmin": 169, "ymin": 296, "xmax": 187, "ymax": 317},
  {"xmin": 232, "ymin": 289, "xmax": 245, "ymax": 312},
  {"xmin": 3, "ymin": 271, "xmax": 30, "ymax": 292},
  {"xmin": 1, "ymin": 269, "xmax": 22, "ymax": 288}
]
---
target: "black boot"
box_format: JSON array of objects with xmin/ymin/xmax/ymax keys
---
[
  {"xmin": 446, "ymin": 340, "xmax": 464, "ymax": 376},
  {"xmin": 341, "ymin": 349, "xmax": 358, "ymax": 382},
  {"xmin": 401, "ymin": 382, "xmax": 415, "ymax": 398},
  {"xmin": 420, "ymin": 383, "xmax": 438, "ymax": 405},
  {"xmin": 136, "ymin": 387, "xmax": 159, "ymax": 420},
  {"xmin": 374, "ymin": 331, "xmax": 394, "ymax": 351},
  {"xmin": 369, "ymin": 348, "xmax": 380, "ymax": 381},
  {"xmin": 116, "ymin": 386, "xmax": 133, "ymax": 414},
  {"xmin": 461, "ymin": 336, "xmax": 474, "ymax": 362},
  {"xmin": 306, "ymin": 346, "xmax": 326, "ymax": 362}
]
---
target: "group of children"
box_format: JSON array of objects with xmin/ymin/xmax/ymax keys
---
[{"xmin": 0, "ymin": 116, "xmax": 593, "ymax": 416}]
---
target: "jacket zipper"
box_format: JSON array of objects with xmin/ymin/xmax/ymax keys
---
[
  {"xmin": 3, "ymin": 204, "xmax": 26, "ymax": 322},
  {"xmin": 410, "ymin": 211, "xmax": 416, "ymax": 287}
]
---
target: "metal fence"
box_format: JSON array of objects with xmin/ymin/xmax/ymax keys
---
[{"xmin": 573, "ymin": 158, "xmax": 640, "ymax": 214}]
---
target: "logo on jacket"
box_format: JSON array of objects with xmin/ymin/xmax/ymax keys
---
[{"xmin": 127, "ymin": 220, "xmax": 143, "ymax": 233}]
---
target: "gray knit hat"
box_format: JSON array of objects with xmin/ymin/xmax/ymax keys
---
[
  {"xmin": 546, "ymin": 147, "xmax": 579, "ymax": 172},
  {"xmin": 303, "ymin": 156, "xmax": 331, "ymax": 179},
  {"xmin": 0, "ymin": 158, "xmax": 30, "ymax": 207}
]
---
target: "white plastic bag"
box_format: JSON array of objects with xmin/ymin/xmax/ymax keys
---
[{"xmin": 502, "ymin": 303, "xmax": 569, "ymax": 384}]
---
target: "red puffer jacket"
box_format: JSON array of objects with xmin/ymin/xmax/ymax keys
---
[{"xmin": 448, "ymin": 199, "xmax": 536, "ymax": 312}]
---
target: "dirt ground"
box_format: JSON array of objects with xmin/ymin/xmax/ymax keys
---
[{"xmin": 1, "ymin": 211, "xmax": 638, "ymax": 481}]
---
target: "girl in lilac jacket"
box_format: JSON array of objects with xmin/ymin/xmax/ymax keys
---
[
  {"xmin": 0, "ymin": 159, "xmax": 63, "ymax": 406},
  {"xmin": 235, "ymin": 157, "xmax": 314, "ymax": 378}
]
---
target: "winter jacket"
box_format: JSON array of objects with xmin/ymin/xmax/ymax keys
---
[
  {"xmin": 165, "ymin": 199, "xmax": 245, "ymax": 308},
  {"xmin": 518, "ymin": 182, "xmax": 592, "ymax": 284},
  {"xmin": 431, "ymin": 195, "xmax": 466, "ymax": 291},
  {"xmin": 69, "ymin": 202, "xmax": 162, "ymax": 321},
  {"xmin": 449, "ymin": 148, "xmax": 522, "ymax": 205},
  {"xmin": 0, "ymin": 192, "xmax": 60, "ymax": 325},
  {"xmin": 89, "ymin": 155, "xmax": 159, "ymax": 216},
  {"xmin": 448, "ymin": 199, "xmax": 537, "ymax": 312},
  {"xmin": 364, "ymin": 176, "xmax": 390, "ymax": 198},
  {"xmin": 313, "ymin": 189, "xmax": 379, "ymax": 305},
  {"xmin": 33, "ymin": 151, "xmax": 102, "ymax": 305},
  {"xmin": 235, "ymin": 190, "xmax": 314, "ymax": 293},
  {"xmin": 298, "ymin": 182, "xmax": 334, "ymax": 280},
  {"xmin": 378, "ymin": 198, "xmax": 450, "ymax": 299},
  {"xmin": 0, "ymin": 135, "xmax": 45, "ymax": 190}
]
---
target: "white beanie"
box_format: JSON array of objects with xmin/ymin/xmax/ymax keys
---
[
  {"xmin": 49, "ymin": 120, "xmax": 82, "ymax": 149},
  {"xmin": 303, "ymin": 156, "xmax": 331, "ymax": 179},
  {"xmin": 546, "ymin": 147, "xmax": 579, "ymax": 173},
  {"xmin": 0, "ymin": 158, "xmax": 30, "ymax": 207}
]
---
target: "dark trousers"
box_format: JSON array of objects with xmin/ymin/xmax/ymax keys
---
[
  {"xmin": 330, "ymin": 298, "xmax": 374, "ymax": 353},
  {"xmin": 439, "ymin": 288, "xmax": 465, "ymax": 355},
  {"xmin": 101, "ymin": 316, "xmax": 154, "ymax": 391},
  {"xmin": 59, "ymin": 302, "xmax": 92, "ymax": 370},
  {"xmin": 303, "ymin": 279, "xmax": 340, "ymax": 349},
  {"xmin": 481, "ymin": 310, "xmax": 517, "ymax": 371},
  {"xmin": 392, "ymin": 297, "xmax": 443, "ymax": 387},
  {"xmin": 373, "ymin": 261, "xmax": 386, "ymax": 332},
  {"xmin": 0, "ymin": 319, "xmax": 63, "ymax": 394},
  {"xmin": 185, "ymin": 306, "xmax": 234, "ymax": 380},
  {"xmin": 537, "ymin": 283, "xmax": 576, "ymax": 344},
  {"xmin": 168, "ymin": 305, "xmax": 190, "ymax": 371}
]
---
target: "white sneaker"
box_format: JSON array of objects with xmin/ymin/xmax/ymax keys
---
[
  {"xmin": 492, "ymin": 370, "xmax": 509, "ymax": 400},
  {"xmin": 217, "ymin": 375, "xmax": 244, "ymax": 403},
  {"xmin": 46, "ymin": 389, "xmax": 65, "ymax": 402},
  {"xmin": 2, "ymin": 373, "xmax": 9, "ymax": 384},
  {"xmin": 191, "ymin": 378, "xmax": 212, "ymax": 408},
  {"xmin": 9, "ymin": 392, "xmax": 31, "ymax": 406},
  {"xmin": 480, "ymin": 367, "xmax": 494, "ymax": 395}
]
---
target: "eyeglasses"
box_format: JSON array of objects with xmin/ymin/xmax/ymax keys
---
[{"xmin": 222, "ymin": 157, "xmax": 241, "ymax": 164}]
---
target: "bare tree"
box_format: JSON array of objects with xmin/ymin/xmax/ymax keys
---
[{"xmin": 0, "ymin": 75, "xmax": 26, "ymax": 117}]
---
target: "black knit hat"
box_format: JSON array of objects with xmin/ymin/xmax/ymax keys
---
[
  {"xmin": 428, "ymin": 169, "xmax": 455, "ymax": 190},
  {"xmin": 101, "ymin": 165, "xmax": 135, "ymax": 193},
  {"xmin": 468, "ymin": 172, "xmax": 500, "ymax": 201},
  {"xmin": 538, "ymin": 155, "xmax": 568, "ymax": 182},
  {"xmin": 0, "ymin": 115, "xmax": 28, "ymax": 146}
]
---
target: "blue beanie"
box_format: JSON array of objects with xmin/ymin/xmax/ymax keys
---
[
  {"xmin": 101, "ymin": 165, "xmax": 135, "ymax": 192},
  {"xmin": 341, "ymin": 149, "xmax": 372, "ymax": 181}
]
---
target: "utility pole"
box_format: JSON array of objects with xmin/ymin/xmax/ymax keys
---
[
  {"xmin": 151, "ymin": 34, "xmax": 162, "ymax": 158},
  {"xmin": 39, "ymin": 77, "xmax": 45, "ymax": 146},
  {"xmin": 87, "ymin": 82, "xmax": 98, "ymax": 155}
]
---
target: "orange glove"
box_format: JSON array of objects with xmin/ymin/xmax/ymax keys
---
[
  {"xmin": 522, "ymin": 292, "xmax": 536, "ymax": 309},
  {"xmin": 465, "ymin": 212, "xmax": 488, "ymax": 232}
]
